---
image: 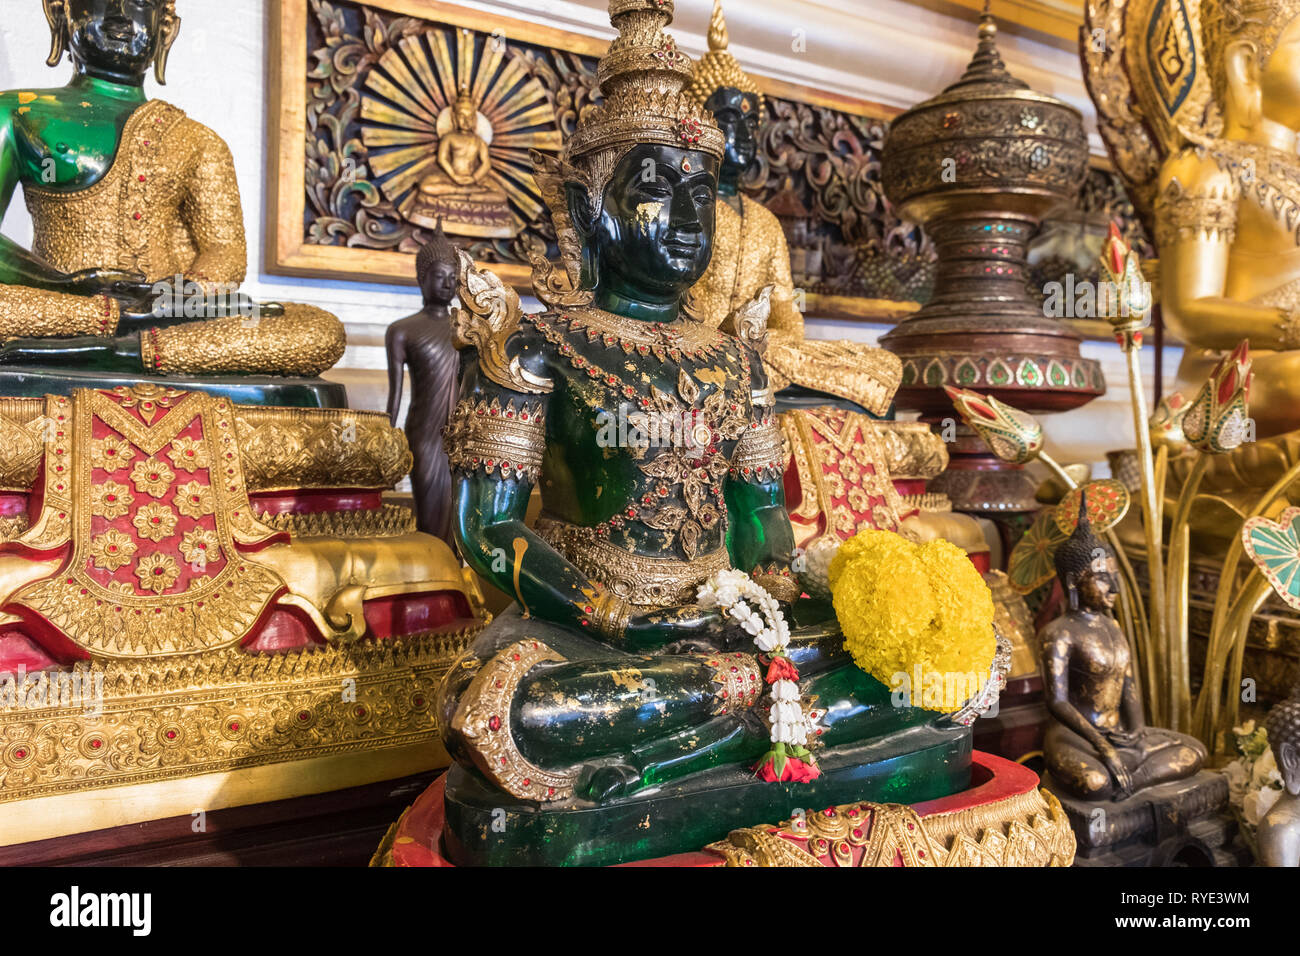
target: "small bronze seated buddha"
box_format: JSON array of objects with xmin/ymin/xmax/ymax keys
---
[
  {"xmin": 1040, "ymin": 494, "xmax": 1205, "ymax": 802},
  {"xmin": 1260, "ymin": 689, "xmax": 1300, "ymax": 867}
]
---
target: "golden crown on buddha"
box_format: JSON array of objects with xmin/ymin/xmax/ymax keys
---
[
  {"xmin": 564, "ymin": 0, "xmax": 726, "ymax": 199},
  {"xmin": 682, "ymin": 0, "xmax": 900, "ymax": 415}
]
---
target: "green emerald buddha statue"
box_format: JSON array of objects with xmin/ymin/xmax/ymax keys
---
[
  {"xmin": 0, "ymin": 0, "xmax": 344, "ymax": 382},
  {"xmin": 436, "ymin": 0, "xmax": 1000, "ymax": 867}
]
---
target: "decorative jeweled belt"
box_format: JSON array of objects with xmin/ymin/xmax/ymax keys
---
[{"xmin": 535, "ymin": 517, "xmax": 730, "ymax": 607}]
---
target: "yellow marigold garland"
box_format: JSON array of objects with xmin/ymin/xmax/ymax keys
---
[{"xmin": 830, "ymin": 530, "xmax": 995, "ymax": 711}]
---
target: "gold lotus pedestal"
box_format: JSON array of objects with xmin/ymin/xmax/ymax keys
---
[{"xmin": 0, "ymin": 386, "xmax": 487, "ymax": 846}]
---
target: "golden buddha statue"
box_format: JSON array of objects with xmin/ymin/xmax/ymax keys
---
[
  {"xmin": 1158, "ymin": 0, "xmax": 1300, "ymax": 438},
  {"xmin": 684, "ymin": 0, "xmax": 899, "ymax": 414},
  {"xmin": 1085, "ymin": 0, "xmax": 1300, "ymax": 530},
  {"xmin": 409, "ymin": 88, "xmax": 516, "ymax": 239},
  {"xmin": 0, "ymin": 0, "xmax": 344, "ymax": 378}
]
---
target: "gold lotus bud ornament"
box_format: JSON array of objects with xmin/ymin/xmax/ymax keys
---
[
  {"xmin": 944, "ymin": 386, "xmax": 1044, "ymax": 465},
  {"xmin": 1099, "ymin": 221, "xmax": 1152, "ymax": 342},
  {"xmin": 1182, "ymin": 341, "xmax": 1253, "ymax": 454},
  {"xmin": 1149, "ymin": 392, "xmax": 1190, "ymax": 454}
]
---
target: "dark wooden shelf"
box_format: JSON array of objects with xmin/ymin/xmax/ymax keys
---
[{"xmin": 1, "ymin": 771, "xmax": 440, "ymax": 867}]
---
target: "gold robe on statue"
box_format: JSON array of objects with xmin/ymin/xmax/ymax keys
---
[
  {"xmin": 691, "ymin": 195, "xmax": 899, "ymax": 415},
  {"xmin": 0, "ymin": 100, "xmax": 344, "ymax": 377}
]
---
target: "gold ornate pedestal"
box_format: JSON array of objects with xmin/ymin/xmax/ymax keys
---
[
  {"xmin": 0, "ymin": 387, "xmax": 487, "ymax": 845},
  {"xmin": 707, "ymin": 785, "xmax": 1074, "ymax": 867}
]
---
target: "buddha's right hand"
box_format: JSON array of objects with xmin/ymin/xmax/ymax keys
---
[
  {"xmin": 58, "ymin": 268, "xmax": 152, "ymax": 301},
  {"xmin": 621, "ymin": 603, "xmax": 729, "ymax": 651},
  {"xmin": 1099, "ymin": 743, "xmax": 1134, "ymax": 796},
  {"xmin": 116, "ymin": 295, "xmax": 287, "ymax": 333}
]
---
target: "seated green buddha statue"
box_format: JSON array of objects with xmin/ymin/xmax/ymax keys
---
[
  {"xmin": 0, "ymin": 0, "xmax": 344, "ymax": 382},
  {"xmin": 435, "ymin": 0, "xmax": 996, "ymax": 867}
]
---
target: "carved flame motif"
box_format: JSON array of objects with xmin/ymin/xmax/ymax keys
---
[{"xmin": 452, "ymin": 249, "xmax": 553, "ymax": 395}]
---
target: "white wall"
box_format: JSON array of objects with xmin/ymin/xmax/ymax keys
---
[{"xmin": 0, "ymin": 0, "xmax": 1176, "ymax": 471}]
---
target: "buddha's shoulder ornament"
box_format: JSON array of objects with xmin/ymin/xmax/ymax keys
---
[
  {"xmin": 527, "ymin": 249, "xmax": 594, "ymax": 312},
  {"xmin": 730, "ymin": 284, "xmax": 774, "ymax": 357},
  {"xmin": 453, "ymin": 249, "xmax": 553, "ymax": 395}
]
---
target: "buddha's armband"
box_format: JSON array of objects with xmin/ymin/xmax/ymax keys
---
[
  {"xmin": 729, "ymin": 410, "xmax": 788, "ymax": 485},
  {"xmin": 444, "ymin": 395, "xmax": 546, "ymax": 482},
  {"xmin": 0, "ymin": 285, "xmax": 119, "ymax": 339},
  {"xmin": 1153, "ymin": 181, "xmax": 1237, "ymax": 247}
]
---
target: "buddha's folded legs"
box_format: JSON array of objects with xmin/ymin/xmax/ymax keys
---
[
  {"xmin": 437, "ymin": 609, "xmax": 767, "ymax": 802},
  {"xmin": 0, "ymin": 304, "xmax": 347, "ymax": 378},
  {"xmin": 147, "ymin": 304, "xmax": 346, "ymax": 377},
  {"xmin": 1124, "ymin": 729, "xmax": 1207, "ymax": 793},
  {"xmin": 1044, "ymin": 723, "xmax": 1116, "ymax": 801},
  {"xmin": 437, "ymin": 604, "xmax": 926, "ymax": 803}
]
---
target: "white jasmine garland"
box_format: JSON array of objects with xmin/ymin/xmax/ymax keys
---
[{"xmin": 697, "ymin": 569, "xmax": 812, "ymax": 753}]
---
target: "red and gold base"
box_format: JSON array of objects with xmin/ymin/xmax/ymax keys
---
[
  {"xmin": 372, "ymin": 751, "xmax": 1075, "ymax": 867},
  {"xmin": 0, "ymin": 386, "xmax": 489, "ymax": 844}
]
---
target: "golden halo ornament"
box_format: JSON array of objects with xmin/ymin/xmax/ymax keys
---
[{"xmin": 360, "ymin": 25, "xmax": 562, "ymax": 238}]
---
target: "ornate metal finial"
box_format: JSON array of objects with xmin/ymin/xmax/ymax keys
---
[
  {"xmin": 944, "ymin": 9, "xmax": 1028, "ymax": 93},
  {"xmin": 709, "ymin": 0, "xmax": 729, "ymax": 49}
]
